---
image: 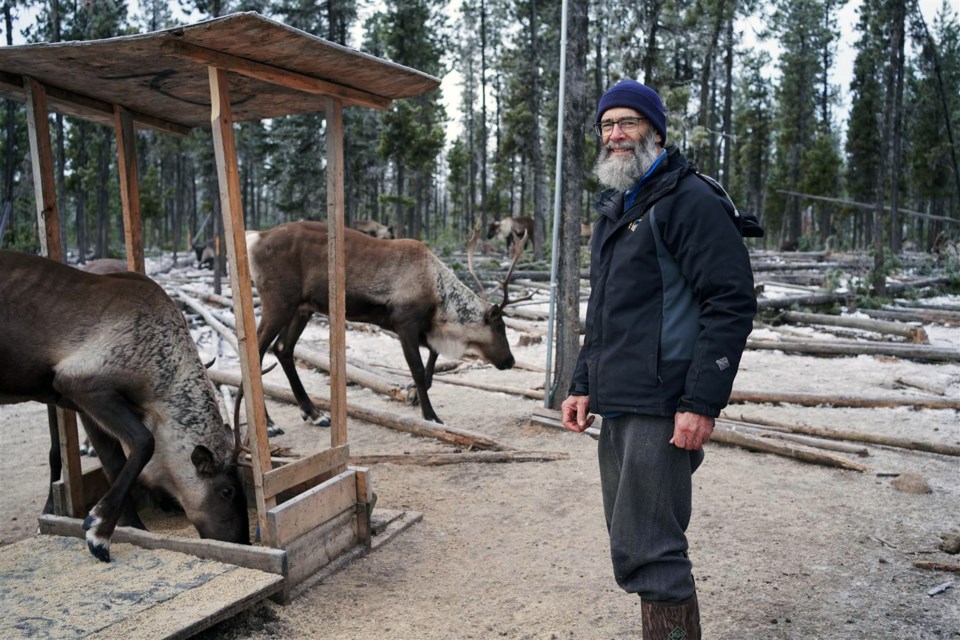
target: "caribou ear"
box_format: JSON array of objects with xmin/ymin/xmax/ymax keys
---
[{"xmin": 191, "ymin": 445, "xmax": 219, "ymax": 477}]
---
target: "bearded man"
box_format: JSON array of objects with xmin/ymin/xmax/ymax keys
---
[{"xmin": 561, "ymin": 80, "xmax": 757, "ymax": 639}]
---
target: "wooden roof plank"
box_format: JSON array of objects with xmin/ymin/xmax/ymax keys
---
[
  {"xmin": 0, "ymin": 12, "xmax": 440, "ymax": 131},
  {"xmin": 160, "ymin": 40, "xmax": 391, "ymax": 110}
]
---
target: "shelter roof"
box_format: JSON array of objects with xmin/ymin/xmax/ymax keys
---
[{"xmin": 0, "ymin": 12, "xmax": 440, "ymax": 134}]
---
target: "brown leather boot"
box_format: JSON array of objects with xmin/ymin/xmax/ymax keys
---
[{"xmin": 640, "ymin": 591, "xmax": 700, "ymax": 640}]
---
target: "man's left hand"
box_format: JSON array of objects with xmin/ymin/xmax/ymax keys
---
[{"xmin": 669, "ymin": 411, "xmax": 715, "ymax": 450}]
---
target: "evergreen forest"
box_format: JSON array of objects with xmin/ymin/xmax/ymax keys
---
[{"xmin": 1, "ymin": 0, "xmax": 958, "ymax": 263}]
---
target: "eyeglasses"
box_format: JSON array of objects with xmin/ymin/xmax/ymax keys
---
[{"xmin": 594, "ymin": 116, "xmax": 646, "ymax": 138}]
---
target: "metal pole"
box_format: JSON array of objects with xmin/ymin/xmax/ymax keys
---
[{"xmin": 544, "ymin": 0, "xmax": 569, "ymax": 407}]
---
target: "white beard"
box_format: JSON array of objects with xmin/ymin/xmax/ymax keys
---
[{"xmin": 594, "ymin": 131, "xmax": 662, "ymax": 192}]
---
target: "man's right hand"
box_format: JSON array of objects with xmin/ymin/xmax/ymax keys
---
[{"xmin": 561, "ymin": 394, "xmax": 595, "ymax": 433}]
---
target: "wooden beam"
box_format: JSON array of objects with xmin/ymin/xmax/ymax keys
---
[
  {"xmin": 326, "ymin": 96, "xmax": 347, "ymax": 460},
  {"xmin": 262, "ymin": 445, "xmax": 350, "ymax": 500},
  {"xmin": 208, "ymin": 65, "xmax": 276, "ymax": 544},
  {"xmin": 114, "ymin": 105, "xmax": 145, "ymax": 274},
  {"xmin": 38, "ymin": 514, "xmax": 288, "ymax": 576},
  {"xmin": 160, "ymin": 40, "xmax": 392, "ymax": 110},
  {"xmin": 24, "ymin": 77, "xmax": 60, "ymax": 262},
  {"xmin": 1, "ymin": 71, "xmax": 190, "ymax": 136}
]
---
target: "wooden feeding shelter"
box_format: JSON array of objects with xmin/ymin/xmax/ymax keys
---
[{"xmin": 0, "ymin": 12, "xmax": 439, "ymax": 603}]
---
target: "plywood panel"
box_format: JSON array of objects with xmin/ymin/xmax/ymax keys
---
[
  {"xmin": 266, "ymin": 469, "xmax": 356, "ymax": 547},
  {"xmin": 0, "ymin": 535, "xmax": 282, "ymax": 640}
]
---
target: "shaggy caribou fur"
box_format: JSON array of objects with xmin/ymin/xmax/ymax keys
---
[{"xmin": 0, "ymin": 251, "xmax": 249, "ymax": 562}]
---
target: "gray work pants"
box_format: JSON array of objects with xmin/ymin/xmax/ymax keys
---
[{"xmin": 598, "ymin": 413, "xmax": 705, "ymax": 602}]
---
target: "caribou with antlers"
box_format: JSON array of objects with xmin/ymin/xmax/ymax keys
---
[
  {"xmin": 0, "ymin": 251, "xmax": 250, "ymax": 562},
  {"xmin": 244, "ymin": 221, "xmax": 527, "ymax": 424}
]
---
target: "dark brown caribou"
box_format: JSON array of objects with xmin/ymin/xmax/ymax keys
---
[
  {"xmin": 487, "ymin": 216, "xmax": 534, "ymax": 252},
  {"xmin": 0, "ymin": 251, "xmax": 249, "ymax": 561},
  {"xmin": 244, "ymin": 221, "xmax": 520, "ymax": 424}
]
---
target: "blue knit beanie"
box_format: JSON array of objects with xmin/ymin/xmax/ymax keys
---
[{"xmin": 596, "ymin": 80, "xmax": 667, "ymax": 144}]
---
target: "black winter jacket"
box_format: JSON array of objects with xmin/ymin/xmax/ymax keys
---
[{"xmin": 569, "ymin": 146, "xmax": 756, "ymax": 418}]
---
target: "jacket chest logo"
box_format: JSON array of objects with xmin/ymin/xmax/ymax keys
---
[{"xmin": 627, "ymin": 217, "xmax": 643, "ymax": 233}]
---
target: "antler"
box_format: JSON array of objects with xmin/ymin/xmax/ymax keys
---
[
  {"xmin": 466, "ymin": 219, "xmax": 489, "ymax": 302},
  {"xmin": 498, "ymin": 229, "xmax": 535, "ymax": 309}
]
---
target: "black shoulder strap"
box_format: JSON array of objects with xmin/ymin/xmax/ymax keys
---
[{"xmin": 694, "ymin": 172, "xmax": 764, "ymax": 238}]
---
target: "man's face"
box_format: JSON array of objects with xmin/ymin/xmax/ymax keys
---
[{"xmin": 594, "ymin": 108, "xmax": 663, "ymax": 192}]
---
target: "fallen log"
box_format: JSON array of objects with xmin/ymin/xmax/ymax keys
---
[
  {"xmin": 528, "ymin": 406, "xmax": 602, "ymax": 438},
  {"xmin": 208, "ymin": 369, "xmax": 506, "ymax": 451},
  {"xmin": 294, "ymin": 345, "xmax": 417, "ymax": 404},
  {"xmin": 504, "ymin": 316, "xmax": 547, "ymax": 336},
  {"xmin": 863, "ymin": 307, "xmax": 960, "ymax": 327},
  {"xmin": 778, "ymin": 310, "xmax": 928, "ymax": 343},
  {"xmin": 728, "ymin": 389, "xmax": 960, "ymax": 410},
  {"xmin": 758, "ymin": 291, "xmax": 852, "ymax": 311},
  {"xmin": 746, "ymin": 338, "xmax": 958, "ymax": 362},
  {"xmin": 761, "ymin": 431, "xmax": 869, "ymax": 456},
  {"xmin": 913, "ymin": 562, "xmax": 960, "ymax": 574},
  {"xmin": 178, "ymin": 291, "xmax": 240, "ymax": 353},
  {"xmin": 431, "ymin": 375, "xmax": 543, "ymax": 400},
  {"xmin": 350, "ymin": 450, "xmax": 569, "ymax": 466},
  {"xmin": 711, "ymin": 424, "xmax": 870, "ymax": 472},
  {"xmin": 895, "ymin": 376, "xmax": 948, "ymax": 396},
  {"xmin": 725, "ymin": 413, "xmax": 960, "ymax": 457}
]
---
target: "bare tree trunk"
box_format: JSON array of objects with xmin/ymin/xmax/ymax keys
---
[
  {"xmin": 529, "ymin": 0, "xmax": 546, "ymax": 261},
  {"xmin": 75, "ymin": 124, "xmax": 88, "ymax": 261},
  {"xmin": 95, "ymin": 134, "xmax": 110, "ymax": 258},
  {"xmin": 480, "ymin": 0, "xmax": 489, "ymax": 230},
  {"xmin": 697, "ymin": 0, "xmax": 727, "ymax": 170},
  {"xmin": 642, "ymin": 0, "xmax": 664, "ymax": 84},
  {"xmin": 889, "ymin": 1, "xmax": 906, "ymax": 253},
  {"xmin": 721, "ymin": 14, "xmax": 734, "ymax": 189}
]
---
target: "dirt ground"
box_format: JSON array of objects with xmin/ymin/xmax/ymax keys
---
[{"xmin": 1, "ymin": 283, "xmax": 958, "ymax": 639}]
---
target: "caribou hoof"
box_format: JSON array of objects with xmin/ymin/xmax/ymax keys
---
[
  {"xmin": 304, "ymin": 412, "xmax": 330, "ymax": 428},
  {"xmin": 79, "ymin": 440, "xmax": 98, "ymax": 457},
  {"xmin": 267, "ymin": 426, "xmax": 285, "ymax": 437},
  {"xmin": 82, "ymin": 514, "xmax": 111, "ymax": 562}
]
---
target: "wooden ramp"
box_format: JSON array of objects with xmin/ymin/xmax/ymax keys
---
[{"xmin": 0, "ymin": 535, "xmax": 283, "ymax": 639}]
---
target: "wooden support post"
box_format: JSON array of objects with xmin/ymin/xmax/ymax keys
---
[
  {"xmin": 353, "ymin": 466, "xmax": 372, "ymax": 548},
  {"xmin": 51, "ymin": 406, "xmax": 84, "ymax": 517},
  {"xmin": 24, "ymin": 77, "xmax": 60, "ymax": 262},
  {"xmin": 208, "ymin": 66, "xmax": 276, "ymax": 543},
  {"xmin": 113, "ymin": 104, "xmax": 145, "ymax": 274},
  {"xmin": 325, "ymin": 97, "xmax": 347, "ymax": 462},
  {"xmin": 25, "ymin": 77, "xmax": 85, "ymax": 517}
]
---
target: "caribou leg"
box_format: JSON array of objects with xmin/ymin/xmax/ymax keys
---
[
  {"xmin": 274, "ymin": 310, "xmax": 330, "ymax": 427},
  {"xmin": 67, "ymin": 386, "xmax": 155, "ymax": 562},
  {"xmin": 397, "ymin": 327, "xmax": 442, "ymax": 423},
  {"xmin": 424, "ymin": 348, "xmax": 439, "ymax": 390},
  {"xmin": 79, "ymin": 414, "xmax": 147, "ymax": 530}
]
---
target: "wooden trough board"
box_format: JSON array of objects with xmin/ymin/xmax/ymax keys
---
[{"xmin": 0, "ymin": 534, "xmax": 283, "ymax": 639}]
